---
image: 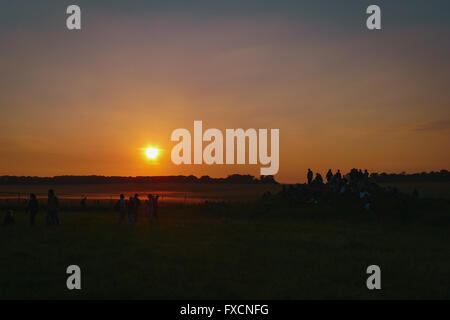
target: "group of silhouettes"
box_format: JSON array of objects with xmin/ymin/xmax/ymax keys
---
[
  {"xmin": 114, "ymin": 193, "xmax": 160, "ymax": 224},
  {"xmin": 306, "ymin": 168, "xmax": 370, "ymax": 193},
  {"xmin": 2, "ymin": 189, "xmax": 160, "ymax": 226},
  {"xmin": 2, "ymin": 189, "xmax": 60, "ymax": 226},
  {"xmin": 279, "ymin": 168, "xmax": 419, "ymax": 213}
]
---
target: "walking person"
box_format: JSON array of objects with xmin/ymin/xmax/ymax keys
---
[
  {"xmin": 46, "ymin": 189, "xmax": 60, "ymax": 225},
  {"xmin": 152, "ymin": 195, "xmax": 160, "ymax": 219},
  {"xmin": 145, "ymin": 194, "xmax": 154, "ymax": 219},
  {"xmin": 133, "ymin": 194, "xmax": 141, "ymax": 222},
  {"xmin": 127, "ymin": 196, "xmax": 135, "ymax": 224},
  {"xmin": 26, "ymin": 193, "xmax": 39, "ymax": 226},
  {"xmin": 115, "ymin": 194, "xmax": 127, "ymax": 224}
]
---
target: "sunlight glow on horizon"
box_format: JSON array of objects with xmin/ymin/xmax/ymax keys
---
[{"xmin": 145, "ymin": 147, "xmax": 160, "ymax": 160}]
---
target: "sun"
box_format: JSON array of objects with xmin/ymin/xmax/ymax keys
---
[{"xmin": 145, "ymin": 147, "xmax": 159, "ymax": 160}]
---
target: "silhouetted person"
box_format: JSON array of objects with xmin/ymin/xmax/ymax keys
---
[
  {"xmin": 26, "ymin": 193, "xmax": 39, "ymax": 226},
  {"xmin": 314, "ymin": 173, "xmax": 323, "ymax": 185},
  {"xmin": 46, "ymin": 189, "xmax": 60, "ymax": 225},
  {"xmin": 2, "ymin": 210, "xmax": 15, "ymax": 226},
  {"xmin": 127, "ymin": 196, "xmax": 135, "ymax": 224},
  {"xmin": 336, "ymin": 169, "xmax": 342, "ymax": 180},
  {"xmin": 134, "ymin": 194, "xmax": 140, "ymax": 222},
  {"xmin": 307, "ymin": 169, "xmax": 313, "ymax": 184},
  {"xmin": 145, "ymin": 194, "xmax": 154, "ymax": 219},
  {"xmin": 363, "ymin": 169, "xmax": 369, "ymax": 181},
  {"xmin": 3, "ymin": 210, "xmax": 15, "ymax": 226},
  {"xmin": 80, "ymin": 196, "xmax": 87, "ymax": 207},
  {"xmin": 412, "ymin": 188, "xmax": 419, "ymax": 200},
  {"xmin": 115, "ymin": 194, "xmax": 127, "ymax": 224},
  {"xmin": 326, "ymin": 169, "xmax": 333, "ymax": 183},
  {"xmin": 153, "ymin": 195, "xmax": 160, "ymax": 219}
]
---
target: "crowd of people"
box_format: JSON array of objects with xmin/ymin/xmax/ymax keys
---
[
  {"xmin": 114, "ymin": 193, "xmax": 160, "ymax": 224},
  {"xmin": 2, "ymin": 189, "xmax": 160, "ymax": 226},
  {"xmin": 278, "ymin": 168, "xmax": 419, "ymax": 213}
]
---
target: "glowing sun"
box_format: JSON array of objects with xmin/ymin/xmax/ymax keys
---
[{"xmin": 145, "ymin": 147, "xmax": 159, "ymax": 160}]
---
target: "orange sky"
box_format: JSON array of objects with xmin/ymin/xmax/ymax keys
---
[{"xmin": 1, "ymin": 2, "xmax": 449, "ymax": 183}]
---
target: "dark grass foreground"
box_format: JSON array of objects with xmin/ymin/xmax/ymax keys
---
[{"xmin": 1, "ymin": 198, "xmax": 450, "ymax": 299}]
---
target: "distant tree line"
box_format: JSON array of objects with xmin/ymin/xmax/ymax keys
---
[
  {"xmin": 0, "ymin": 174, "xmax": 278, "ymax": 185},
  {"xmin": 369, "ymin": 170, "xmax": 450, "ymax": 183}
]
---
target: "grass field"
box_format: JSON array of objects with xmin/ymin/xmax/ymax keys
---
[
  {"xmin": 1, "ymin": 192, "xmax": 450, "ymax": 299},
  {"xmin": 379, "ymin": 181, "xmax": 450, "ymax": 199}
]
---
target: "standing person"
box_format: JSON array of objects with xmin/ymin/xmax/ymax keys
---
[
  {"xmin": 307, "ymin": 169, "xmax": 313, "ymax": 184},
  {"xmin": 26, "ymin": 193, "xmax": 39, "ymax": 226},
  {"xmin": 335, "ymin": 169, "xmax": 342, "ymax": 180},
  {"xmin": 326, "ymin": 169, "xmax": 333, "ymax": 183},
  {"xmin": 46, "ymin": 189, "xmax": 60, "ymax": 225},
  {"xmin": 115, "ymin": 194, "xmax": 127, "ymax": 224},
  {"xmin": 412, "ymin": 188, "xmax": 419, "ymax": 200},
  {"xmin": 133, "ymin": 194, "xmax": 141, "ymax": 222},
  {"xmin": 127, "ymin": 196, "xmax": 135, "ymax": 224},
  {"xmin": 80, "ymin": 196, "xmax": 87, "ymax": 207},
  {"xmin": 152, "ymin": 195, "xmax": 160, "ymax": 219},
  {"xmin": 363, "ymin": 169, "xmax": 369, "ymax": 183},
  {"xmin": 145, "ymin": 194, "xmax": 154, "ymax": 219}
]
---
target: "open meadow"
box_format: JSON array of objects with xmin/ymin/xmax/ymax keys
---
[
  {"xmin": 1, "ymin": 182, "xmax": 449, "ymax": 299},
  {"xmin": 379, "ymin": 181, "xmax": 450, "ymax": 199}
]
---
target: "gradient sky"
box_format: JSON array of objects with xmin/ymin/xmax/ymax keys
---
[{"xmin": 1, "ymin": 0, "xmax": 449, "ymax": 183}]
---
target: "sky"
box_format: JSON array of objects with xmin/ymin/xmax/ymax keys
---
[{"xmin": 1, "ymin": 0, "xmax": 449, "ymax": 183}]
